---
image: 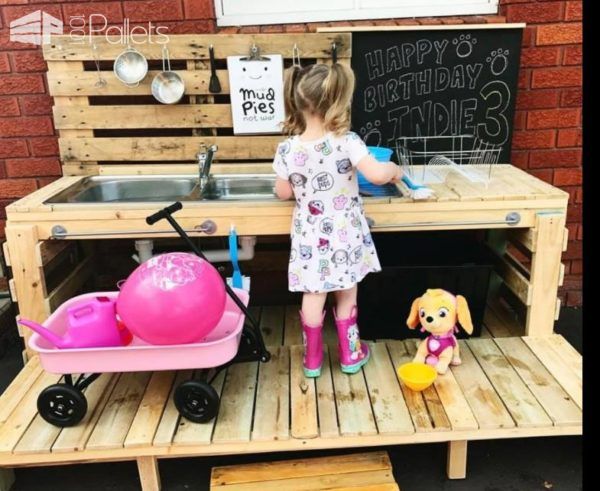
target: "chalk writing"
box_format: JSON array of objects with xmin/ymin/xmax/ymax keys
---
[{"xmin": 352, "ymin": 28, "xmax": 522, "ymax": 159}]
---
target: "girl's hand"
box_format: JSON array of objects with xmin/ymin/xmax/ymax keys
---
[{"xmin": 389, "ymin": 164, "xmax": 403, "ymax": 183}]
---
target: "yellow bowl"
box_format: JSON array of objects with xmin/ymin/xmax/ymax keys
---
[{"xmin": 397, "ymin": 362, "xmax": 438, "ymax": 391}]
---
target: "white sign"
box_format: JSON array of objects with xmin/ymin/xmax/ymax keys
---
[
  {"xmin": 10, "ymin": 10, "xmax": 63, "ymax": 46},
  {"xmin": 227, "ymin": 55, "xmax": 285, "ymax": 134}
]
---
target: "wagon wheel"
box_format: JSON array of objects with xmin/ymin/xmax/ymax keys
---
[
  {"xmin": 174, "ymin": 380, "xmax": 220, "ymax": 423},
  {"xmin": 37, "ymin": 384, "xmax": 88, "ymax": 428}
]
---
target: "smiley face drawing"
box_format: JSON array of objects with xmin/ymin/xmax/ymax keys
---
[{"xmin": 241, "ymin": 61, "xmax": 272, "ymax": 81}]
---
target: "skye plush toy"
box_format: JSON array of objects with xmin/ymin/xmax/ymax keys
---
[{"xmin": 406, "ymin": 289, "xmax": 473, "ymax": 374}]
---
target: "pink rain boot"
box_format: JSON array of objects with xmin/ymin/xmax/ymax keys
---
[
  {"xmin": 300, "ymin": 310, "xmax": 325, "ymax": 378},
  {"xmin": 334, "ymin": 306, "xmax": 370, "ymax": 374}
]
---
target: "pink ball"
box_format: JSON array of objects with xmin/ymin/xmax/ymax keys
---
[{"xmin": 117, "ymin": 253, "xmax": 226, "ymax": 345}]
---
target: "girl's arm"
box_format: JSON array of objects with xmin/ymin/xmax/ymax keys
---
[
  {"xmin": 357, "ymin": 154, "xmax": 402, "ymax": 185},
  {"xmin": 275, "ymin": 177, "xmax": 294, "ymax": 200}
]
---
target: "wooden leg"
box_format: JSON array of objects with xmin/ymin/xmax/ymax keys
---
[
  {"xmin": 137, "ymin": 457, "xmax": 161, "ymax": 491},
  {"xmin": 0, "ymin": 468, "xmax": 15, "ymax": 491},
  {"xmin": 5, "ymin": 225, "xmax": 47, "ymax": 360},
  {"xmin": 447, "ymin": 440, "xmax": 467, "ymax": 479},
  {"xmin": 526, "ymin": 213, "xmax": 566, "ymax": 336}
]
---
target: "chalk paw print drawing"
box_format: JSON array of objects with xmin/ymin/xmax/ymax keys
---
[
  {"xmin": 486, "ymin": 48, "xmax": 510, "ymax": 76},
  {"xmin": 359, "ymin": 120, "xmax": 382, "ymax": 146},
  {"xmin": 453, "ymin": 34, "xmax": 477, "ymax": 58}
]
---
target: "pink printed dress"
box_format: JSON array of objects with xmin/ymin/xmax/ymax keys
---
[{"xmin": 273, "ymin": 131, "xmax": 382, "ymax": 293}]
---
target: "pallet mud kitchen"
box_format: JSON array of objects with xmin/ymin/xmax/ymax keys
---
[{"xmin": 0, "ymin": 30, "xmax": 581, "ymax": 491}]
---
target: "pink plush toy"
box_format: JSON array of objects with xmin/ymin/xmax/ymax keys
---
[{"xmin": 406, "ymin": 289, "xmax": 473, "ymax": 375}]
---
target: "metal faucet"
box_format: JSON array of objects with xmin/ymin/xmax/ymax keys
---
[{"xmin": 197, "ymin": 144, "xmax": 218, "ymax": 195}]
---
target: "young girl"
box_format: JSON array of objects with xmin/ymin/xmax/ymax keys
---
[{"xmin": 273, "ymin": 62, "xmax": 402, "ymax": 377}]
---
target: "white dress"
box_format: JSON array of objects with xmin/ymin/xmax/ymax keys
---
[{"xmin": 273, "ymin": 131, "xmax": 382, "ymax": 293}]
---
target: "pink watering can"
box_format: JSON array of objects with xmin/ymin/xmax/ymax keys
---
[{"xmin": 19, "ymin": 296, "xmax": 132, "ymax": 349}]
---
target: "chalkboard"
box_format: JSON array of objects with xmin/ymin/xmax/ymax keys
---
[{"xmin": 351, "ymin": 27, "xmax": 523, "ymax": 163}]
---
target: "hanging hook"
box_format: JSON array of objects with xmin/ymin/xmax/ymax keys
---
[
  {"xmin": 292, "ymin": 43, "xmax": 301, "ymax": 67},
  {"xmin": 331, "ymin": 42, "xmax": 338, "ymax": 64}
]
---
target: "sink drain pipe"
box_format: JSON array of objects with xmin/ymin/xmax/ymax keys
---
[{"xmin": 132, "ymin": 236, "xmax": 257, "ymax": 263}]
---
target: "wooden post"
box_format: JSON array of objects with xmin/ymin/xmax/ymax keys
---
[
  {"xmin": 526, "ymin": 213, "xmax": 566, "ymax": 336},
  {"xmin": 5, "ymin": 224, "xmax": 47, "ymax": 360},
  {"xmin": 447, "ymin": 440, "xmax": 467, "ymax": 479},
  {"xmin": 0, "ymin": 468, "xmax": 15, "ymax": 491},
  {"xmin": 137, "ymin": 457, "xmax": 161, "ymax": 491}
]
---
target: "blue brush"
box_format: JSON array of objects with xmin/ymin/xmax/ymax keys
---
[
  {"xmin": 401, "ymin": 174, "xmax": 435, "ymax": 200},
  {"xmin": 229, "ymin": 225, "xmax": 243, "ymax": 289}
]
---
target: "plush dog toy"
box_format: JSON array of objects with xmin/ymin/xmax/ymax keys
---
[{"xmin": 406, "ymin": 289, "xmax": 473, "ymax": 374}]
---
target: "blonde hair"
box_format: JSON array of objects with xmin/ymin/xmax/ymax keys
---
[{"xmin": 282, "ymin": 63, "xmax": 355, "ymax": 136}]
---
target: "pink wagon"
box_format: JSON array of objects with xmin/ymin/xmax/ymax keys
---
[{"xmin": 27, "ymin": 203, "xmax": 271, "ymax": 428}]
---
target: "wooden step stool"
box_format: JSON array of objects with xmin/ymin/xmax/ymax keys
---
[{"xmin": 210, "ymin": 451, "xmax": 399, "ymax": 490}]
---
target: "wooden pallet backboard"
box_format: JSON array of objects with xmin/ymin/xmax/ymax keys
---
[{"xmin": 42, "ymin": 34, "xmax": 351, "ymax": 176}]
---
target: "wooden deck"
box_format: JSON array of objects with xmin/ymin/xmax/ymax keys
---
[{"xmin": 0, "ymin": 306, "xmax": 582, "ymax": 474}]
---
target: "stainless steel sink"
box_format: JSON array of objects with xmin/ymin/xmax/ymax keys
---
[
  {"xmin": 201, "ymin": 174, "xmax": 276, "ymax": 201},
  {"xmin": 44, "ymin": 174, "xmax": 277, "ymax": 204},
  {"xmin": 44, "ymin": 174, "xmax": 401, "ymax": 204},
  {"xmin": 46, "ymin": 176, "xmax": 198, "ymax": 204}
]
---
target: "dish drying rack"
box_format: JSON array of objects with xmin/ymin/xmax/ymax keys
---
[{"xmin": 396, "ymin": 135, "xmax": 502, "ymax": 185}]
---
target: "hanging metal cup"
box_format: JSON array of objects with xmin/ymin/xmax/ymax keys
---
[
  {"xmin": 113, "ymin": 44, "xmax": 148, "ymax": 87},
  {"xmin": 151, "ymin": 46, "xmax": 185, "ymax": 104}
]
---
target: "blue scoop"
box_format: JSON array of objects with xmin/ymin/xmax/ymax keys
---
[{"xmin": 229, "ymin": 226, "xmax": 243, "ymax": 289}]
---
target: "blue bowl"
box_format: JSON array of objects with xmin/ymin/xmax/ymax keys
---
[{"xmin": 358, "ymin": 146, "xmax": 394, "ymax": 187}]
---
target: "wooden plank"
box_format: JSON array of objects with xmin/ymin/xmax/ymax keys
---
[
  {"xmin": 45, "ymin": 255, "xmax": 94, "ymax": 312},
  {"xmin": 386, "ymin": 340, "xmax": 434, "ymax": 432},
  {"xmin": 508, "ymin": 228, "xmax": 537, "ymax": 252},
  {"xmin": 544, "ymin": 334, "xmax": 582, "ymax": 377},
  {"xmin": 289, "ymin": 345, "xmax": 319, "ymax": 439},
  {"xmin": 0, "ymin": 370, "xmax": 61, "ymax": 453},
  {"xmin": 35, "ymin": 240, "xmax": 72, "ymax": 267},
  {"xmin": 259, "ymin": 306, "xmax": 285, "ymax": 347},
  {"xmin": 13, "ymin": 412, "xmax": 62, "ymax": 455},
  {"xmin": 283, "ymin": 305, "xmax": 302, "ymax": 346},
  {"xmin": 52, "ymin": 373, "xmax": 119, "ymax": 452},
  {"xmin": 558, "ymin": 263, "xmax": 565, "ymax": 287},
  {"xmin": 124, "ymin": 371, "xmax": 177, "ymax": 448},
  {"xmin": 526, "ymin": 213, "xmax": 566, "ymax": 336},
  {"xmin": 1, "ymin": 242, "xmax": 10, "ymax": 267},
  {"xmin": 212, "ymin": 362, "xmax": 259, "ymax": 443},
  {"xmin": 210, "ymin": 470, "xmax": 395, "ymax": 491},
  {"xmin": 153, "ymin": 370, "xmax": 194, "ymax": 446},
  {"xmin": 211, "ymin": 451, "xmax": 392, "ymax": 485},
  {"xmin": 329, "ymin": 345, "xmax": 377, "ymax": 437},
  {"xmin": 172, "ymin": 370, "xmax": 226, "ymax": 446},
  {"xmin": 54, "ymin": 105, "xmax": 234, "ymax": 130},
  {"xmin": 48, "ymin": 69, "xmax": 231, "ymax": 96},
  {"xmin": 447, "ymin": 441, "xmax": 467, "ymax": 479},
  {"xmin": 0, "ymin": 357, "xmax": 42, "ymax": 425},
  {"xmin": 5, "ymin": 225, "xmax": 49, "ymax": 355},
  {"xmin": 467, "ymin": 338, "xmax": 553, "ymax": 428},
  {"xmin": 493, "ymin": 252, "xmax": 532, "ymax": 305},
  {"xmin": 362, "ymin": 342, "xmax": 414, "ymax": 435},
  {"xmin": 483, "ymin": 307, "xmax": 513, "ymax": 338},
  {"xmin": 252, "ymin": 346, "xmax": 290, "ymax": 441},
  {"xmin": 44, "ymin": 34, "xmax": 352, "ymax": 60},
  {"xmin": 404, "ymin": 340, "xmax": 452, "ymax": 431},
  {"xmin": 86, "ymin": 372, "xmax": 151, "ymax": 450},
  {"xmin": 315, "ymin": 345, "xmax": 340, "ymax": 438},
  {"xmin": 562, "ymin": 227, "xmax": 569, "ymax": 252},
  {"xmin": 137, "ymin": 456, "xmax": 161, "ymax": 491},
  {"xmin": 7, "ymin": 280, "xmax": 17, "ymax": 304},
  {"xmin": 495, "ymin": 338, "xmax": 581, "ymax": 426},
  {"xmin": 487, "ymin": 297, "xmax": 523, "ymax": 336},
  {"xmin": 452, "ymin": 341, "xmax": 515, "ymax": 430},
  {"xmin": 522, "ymin": 337, "xmax": 582, "ymax": 409},
  {"xmin": 60, "ymin": 136, "xmax": 280, "ymax": 162}
]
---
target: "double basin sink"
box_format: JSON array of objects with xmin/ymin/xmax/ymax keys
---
[{"xmin": 45, "ymin": 174, "xmax": 401, "ymax": 204}]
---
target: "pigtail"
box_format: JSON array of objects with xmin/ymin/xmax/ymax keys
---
[
  {"xmin": 282, "ymin": 65, "xmax": 305, "ymax": 135},
  {"xmin": 320, "ymin": 63, "xmax": 355, "ymax": 136}
]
